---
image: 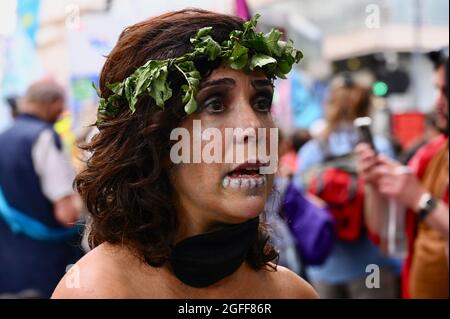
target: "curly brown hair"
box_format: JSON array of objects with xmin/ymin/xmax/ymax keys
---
[{"xmin": 75, "ymin": 9, "xmax": 278, "ymax": 270}]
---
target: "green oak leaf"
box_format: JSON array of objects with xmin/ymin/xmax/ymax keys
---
[
  {"xmin": 228, "ymin": 43, "xmax": 249, "ymax": 69},
  {"xmin": 249, "ymin": 53, "xmax": 277, "ymax": 70},
  {"xmin": 134, "ymin": 66, "xmax": 152, "ymax": 97},
  {"xmin": 277, "ymin": 59, "xmax": 292, "ymax": 74},
  {"xmin": 196, "ymin": 27, "xmax": 212, "ymax": 39},
  {"xmin": 178, "ymin": 61, "xmax": 196, "ymax": 72},
  {"xmin": 243, "ymin": 14, "xmax": 260, "ymax": 34},
  {"xmin": 106, "ymin": 82, "xmax": 124, "ymax": 95},
  {"xmin": 184, "ymin": 94, "xmax": 197, "ymax": 114},
  {"xmin": 124, "ymin": 77, "xmax": 138, "ymax": 113},
  {"xmin": 204, "ymin": 37, "xmax": 221, "ymax": 61},
  {"xmin": 294, "ymin": 50, "xmax": 304, "ymax": 62},
  {"xmin": 148, "ymin": 65, "xmax": 172, "ymax": 107},
  {"xmin": 92, "ymin": 82, "xmax": 102, "ymax": 97},
  {"xmin": 176, "ymin": 61, "xmax": 201, "ymax": 113},
  {"xmin": 181, "ymin": 85, "xmax": 190, "ymax": 104},
  {"xmin": 265, "ymin": 29, "xmax": 283, "ymax": 56}
]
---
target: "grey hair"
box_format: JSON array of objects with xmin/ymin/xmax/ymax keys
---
[{"xmin": 23, "ymin": 80, "xmax": 65, "ymax": 106}]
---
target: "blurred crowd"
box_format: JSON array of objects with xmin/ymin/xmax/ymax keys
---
[
  {"xmin": 0, "ymin": 1, "xmax": 448, "ymax": 299},
  {"xmin": 273, "ymin": 49, "xmax": 449, "ymax": 299},
  {"xmin": 1, "ymin": 47, "xmax": 447, "ymax": 299}
]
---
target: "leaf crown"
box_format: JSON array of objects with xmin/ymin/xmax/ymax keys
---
[{"xmin": 95, "ymin": 14, "xmax": 303, "ymax": 123}]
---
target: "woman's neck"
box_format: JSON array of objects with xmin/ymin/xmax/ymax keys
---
[{"xmin": 173, "ymin": 197, "xmax": 250, "ymax": 243}]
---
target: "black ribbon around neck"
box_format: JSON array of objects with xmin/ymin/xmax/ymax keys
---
[{"xmin": 168, "ymin": 218, "xmax": 259, "ymax": 288}]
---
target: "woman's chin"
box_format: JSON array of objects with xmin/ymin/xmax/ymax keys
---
[
  {"xmin": 219, "ymin": 195, "xmax": 267, "ymax": 222},
  {"xmin": 216, "ymin": 175, "xmax": 273, "ymax": 221}
]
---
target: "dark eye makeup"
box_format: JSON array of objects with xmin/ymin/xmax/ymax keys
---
[
  {"xmin": 252, "ymin": 91, "xmax": 273, "ymax": 112},
  {"xmin": 202, "ymin": 94, "xmax": 226, "ymax": 113},
  {"xmin": 197, "ymin": 82, "xmax": 274, "ymax": 115}
]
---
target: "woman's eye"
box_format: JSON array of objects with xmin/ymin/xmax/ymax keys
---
[
  {"xmin": 204, "ymin": 96, "xmax": 225, "ymax": 113},
  {"xmin": 253, "ymin": 95, "xmax": 273, "ymax": 112}
]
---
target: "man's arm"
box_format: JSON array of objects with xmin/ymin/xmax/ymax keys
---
[{"xmin": 32, "ymin": 129, "xmax": 81, "ymax": 227}]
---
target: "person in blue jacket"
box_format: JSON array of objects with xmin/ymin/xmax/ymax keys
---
[{"xmin": 0, "ymin": 80, "xmax": 82, "ymax": 298}]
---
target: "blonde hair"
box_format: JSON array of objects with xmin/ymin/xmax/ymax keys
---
[{"xmin": 321, "ymin": 78, "xmax": 371, "ymax": 140}]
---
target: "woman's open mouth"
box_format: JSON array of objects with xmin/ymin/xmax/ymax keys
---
[{"xmin": 222, "ymin": 162, "xmax": 267, "ymax": 189}]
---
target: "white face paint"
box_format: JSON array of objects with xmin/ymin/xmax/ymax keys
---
[{"xmin": 222, "ymin": 175, "xmax": 266, "ymax": 190}]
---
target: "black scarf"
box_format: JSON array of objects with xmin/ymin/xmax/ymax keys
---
[{"xmin": 168, "ymin": 217, "xmax": 259, "ymax": 288}]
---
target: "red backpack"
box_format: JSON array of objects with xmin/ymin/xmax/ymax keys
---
[{"xmin": 301, "ymin": 151, "xmax": 365, "ymax": 242}]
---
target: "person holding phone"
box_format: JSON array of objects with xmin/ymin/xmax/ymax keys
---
[
  {"xmin": 295, "ymin": 74, "xmax": 400, "ymax": 299},
  {"xmin": 356, "ymin": 53, "xmax": 449, "ymax": 298}
]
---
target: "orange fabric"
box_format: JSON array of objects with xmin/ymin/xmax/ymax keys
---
[
  {"xmin": 403, "ymin": 136, "xmax": 449, "ymax": 298},
  {"xmin": 409, "ymin": 223, "xmax": 449, "ymax": 298}
]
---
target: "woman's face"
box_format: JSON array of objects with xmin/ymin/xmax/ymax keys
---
[{"xmin": 169, "ymin": 66, "xmax": 277, "ymax": 232}]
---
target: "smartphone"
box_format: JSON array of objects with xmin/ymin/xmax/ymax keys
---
[{"xmin": 354, "ymin": 117, "xmax": 377, "ymax": 154}]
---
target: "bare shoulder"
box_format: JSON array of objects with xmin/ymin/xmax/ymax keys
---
[
  {"xmin": 264, "ymin": 265, "xmax": 319, "ymax": 299},
  {"xmin": 51, "ymin": 243, "xmax": 138, "ymax": 299}
]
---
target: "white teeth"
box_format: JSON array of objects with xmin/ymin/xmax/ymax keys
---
[
  {"xmin": 222, "ymin": 176, "xmax": 230, "ymax": 188},
  {"xmin": 222, "ymin": 175, "xmax": 266, "ymax": 189},
  {"xmin": 256, "ymin": 176, "xmax": 265, "ymax": 186},
  {"xmin": 230, "ymin": 178, "xmax": 241, "ymax": 189},
  {"xmin": 241, "ymin": 179, "xmax": 250, "ymax": 188}
]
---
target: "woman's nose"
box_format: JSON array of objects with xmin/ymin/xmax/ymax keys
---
[
  {"xmin": 236, "ymin": 102, "xmax": 263, "ymax": 131},
  {"xmin": 233, "ymin": 103, "xmax": 264, "ymax": 144}
]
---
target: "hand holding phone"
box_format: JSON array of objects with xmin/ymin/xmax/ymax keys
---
[{"xmin": 354, "ymin": 117, "xmax": 377, "ymax": 155}]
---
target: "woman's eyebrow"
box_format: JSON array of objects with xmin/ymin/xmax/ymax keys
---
[
  {"xmin": 199, "ymin": 78, "xmax": 236, "ymax": 90},
  {"xmin": 251, "ymin": 79, "xmax": 274, "ymax": 89}
]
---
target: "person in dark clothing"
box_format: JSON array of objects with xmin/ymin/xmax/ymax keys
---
[{"xmin": 0, "ymin": 80, "xmax": 83, "ymax": 298}]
